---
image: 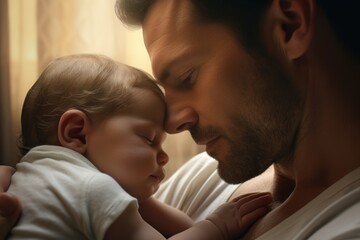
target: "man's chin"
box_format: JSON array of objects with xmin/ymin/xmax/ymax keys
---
[
  {"xmin": 217, "ymin": 159, "xmax": 262, "ymax": 184},
  {"xmin": 217, "ymin": 164, "xmax": 243, "ymax": 184}
]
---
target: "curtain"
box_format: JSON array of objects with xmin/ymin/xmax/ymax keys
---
[
  {"xmin": 0, "ymin": 0, "xmax": 16, "ymax": 166},
  {"xmin": 1, "ymin": 0, "xmax": 203, "ymax": 177}
]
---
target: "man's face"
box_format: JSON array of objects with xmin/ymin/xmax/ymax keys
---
[{"xmin": 143, "ymin": 0, "xmax": 301, "ymax": 183}]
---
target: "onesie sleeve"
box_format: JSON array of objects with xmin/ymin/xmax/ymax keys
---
[{"xmin": 84, "ymin": 173, "xmax": 138, "ymax": 240}]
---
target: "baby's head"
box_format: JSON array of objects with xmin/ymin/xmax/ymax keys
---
[
  {"xmin": 19, "ymin": 54, "xmax": 165, "ymax": 155},
  {"xmin": 19, "ymin": 54, "xmax": 168, "ymax": 199}
]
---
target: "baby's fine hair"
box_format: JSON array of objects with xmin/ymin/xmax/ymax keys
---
[{"xmin": 18, "ymin": 54, "xmax": 164, "ymax": 156}]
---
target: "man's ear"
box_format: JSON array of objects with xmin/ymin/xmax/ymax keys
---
[
  {"xmin": 58, "ymin": 109, "xmax": 91, "ymax": 154},
  {"xmin": 270, "ymin": 0, "xmax": 314, "ymax": 60}
]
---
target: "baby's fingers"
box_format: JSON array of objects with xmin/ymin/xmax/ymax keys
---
[
  {"xmin": 237, "ymin": 193, "xmax": 273, "ymax": 227},
  {"xmin": 231, "ymin": 192, "xmax": 272, "ymax": 208},
  {"xmin": 241, "ymin": 206, "xmax": 269, "ymax": 228}
]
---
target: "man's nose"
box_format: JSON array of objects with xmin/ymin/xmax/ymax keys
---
[{"xmin": 165, "ymin": 106, "xmax": 198, "ymax": 134}]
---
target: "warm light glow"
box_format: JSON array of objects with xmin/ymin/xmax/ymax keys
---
[
  {"xmin": 9, "ymin": 0, "xmax": 38, "ymax": 136},
  {"xmin": 5, "ymin": 0, "xmax": 203, "ymax": 174}
]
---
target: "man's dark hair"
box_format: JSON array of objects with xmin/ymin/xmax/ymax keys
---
[
  {"xmin": 115, "ymin": 0, "xmax": 271, "ymax": 50},
  {"xmin": 316, "ymin": 0, "xmax": 360, "ymax": 58},
  {"xmin": 115, "ymin": 0, "xmax": 360, "ymax": 57}
]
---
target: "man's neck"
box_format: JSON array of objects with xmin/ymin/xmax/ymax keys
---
[{"xmin": 269, "ymin": 163, "xmax": 295, "ymax": 208}]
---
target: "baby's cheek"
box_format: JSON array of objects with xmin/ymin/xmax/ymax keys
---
[{"xmin": 127, "ymin": 149, "xmax": 157, "ymax": 170}]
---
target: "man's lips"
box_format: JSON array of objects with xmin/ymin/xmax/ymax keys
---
[
  {"xmin": 205, "ymin": 137, "xmax": 220, "ymax": 152},
  {"xmin": 195, "ymin": 136, "xmax": 219, "ymax": 145},
  {"xmin": 195, "ymin": 136, "xmax": 220, "ymax": 151}
]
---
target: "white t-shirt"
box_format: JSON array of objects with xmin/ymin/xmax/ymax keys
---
[
  {"xmin": 156, "ymin": 152, "xmax": 360, "ymax": 239},
  {"xmin": 155, "ymin": 152, "xmax": 239, "ymax": 222},
  {"xmin": 256, "ymin": 167, "xmax": 360, "ymax": 240},
  {"xmin": 8, "ymin": 145, "xmax": 137, "ymax": 240}
]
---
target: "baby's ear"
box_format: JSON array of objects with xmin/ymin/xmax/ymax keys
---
[{"xmin": 58, "ymin": 109, "xmax": 91, "ymax": 154}]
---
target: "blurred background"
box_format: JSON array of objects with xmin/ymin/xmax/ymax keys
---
[{"xmin": 0, "ymin": 0, "xmax": 204, "ymax": 178}]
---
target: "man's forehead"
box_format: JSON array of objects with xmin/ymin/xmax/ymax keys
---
[
  {"xmin": 143, "ymin": 0, "xmax": 196, "ymax": 47},
  {"xmin": 142, "ymin": 0, "xmax": 198, "ymax": 81}
]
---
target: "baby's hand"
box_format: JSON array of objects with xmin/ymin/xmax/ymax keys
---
[
  {"xmin": 0, "ymin": 166, "xmax": 21, "ymax": 239},
  {"xmin": 206, "ymin": 192, "xmax": 272, "ymax": 239}
]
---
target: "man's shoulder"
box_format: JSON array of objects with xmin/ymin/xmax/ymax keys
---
[{"xmin": 303, "ymin": 186, "xmax": 360, "ymax": 239}]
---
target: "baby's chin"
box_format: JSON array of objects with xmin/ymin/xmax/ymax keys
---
[{"xmin": 134, "ymin": 187, "xmax": 160, "ymax": 201}]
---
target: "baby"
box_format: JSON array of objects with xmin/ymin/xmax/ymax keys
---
[{"xmin": 8, "ymin": 54, "xmax": 272, "ymax": 239}]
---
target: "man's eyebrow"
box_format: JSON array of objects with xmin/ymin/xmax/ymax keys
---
[
  {"xmin": 155, "ymin": 55, "xmax": 184, "ymax": 85},
  {"xmin": 157, "ymin": 69, "xmax": 170, "ymax": 85}
]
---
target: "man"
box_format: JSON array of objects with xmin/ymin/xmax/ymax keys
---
[
  {"xmin": 116, "ymin": 0, "xmax": 360, "ymax": 239},
  {"xmin": 1, "ymin": 0, "xmax": 359, "ymax": 238}
]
